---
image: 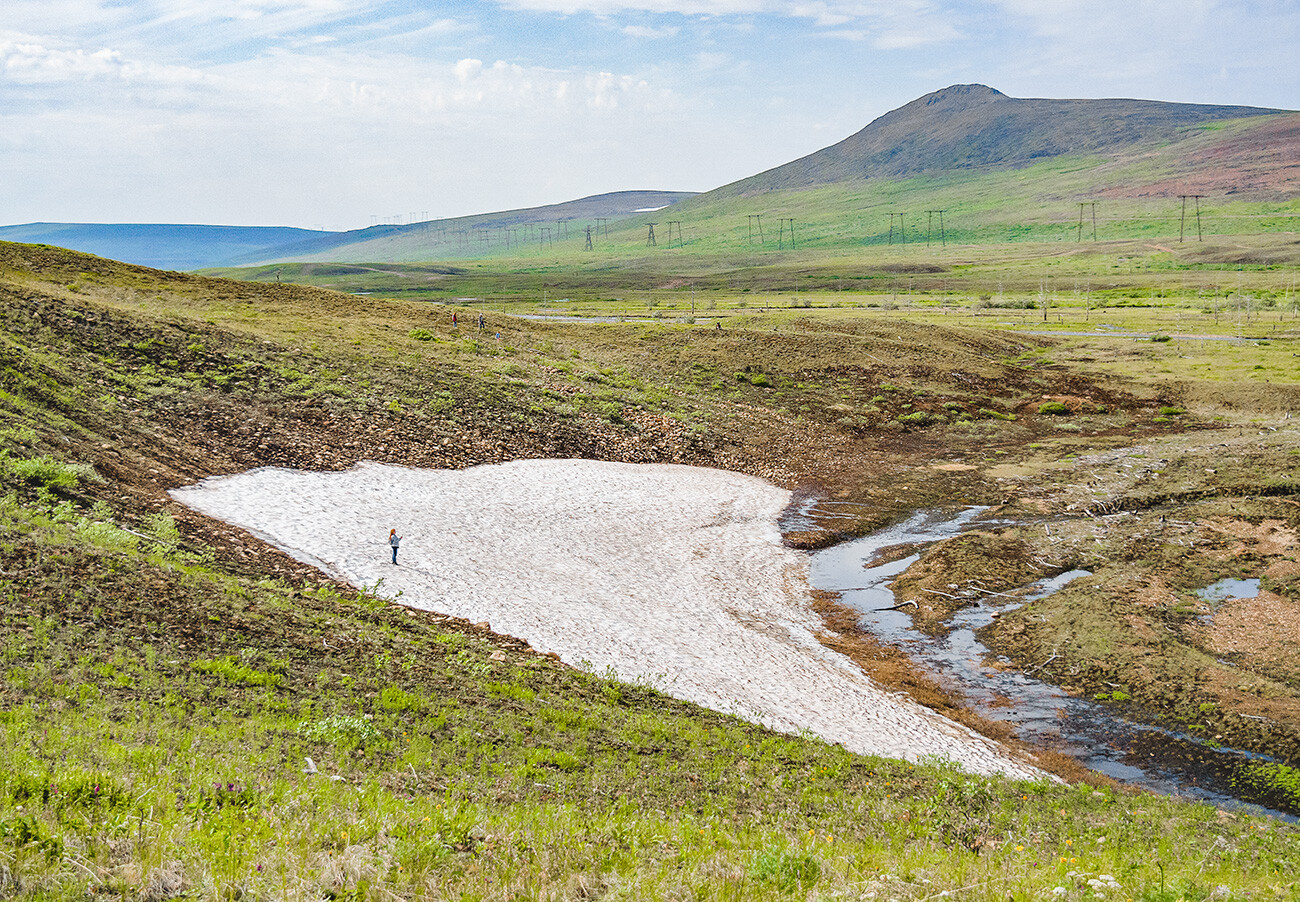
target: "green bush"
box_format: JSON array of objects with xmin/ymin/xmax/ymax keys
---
[
  {"xmin": 978, "ymin": 408, "xmax": 1016, "ymax": 421},
  {"xmin": 408, "ymin": 328, "xmax": 435, "ymax": 341},
  {"xmin": 1038, "ymin": 401, "xmax": 1071, "ymax": 416}
]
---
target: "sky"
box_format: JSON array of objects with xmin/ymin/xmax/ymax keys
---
[{"xmin": 2, "ymin": 0, "xmax": 1297, "ymax": 230}]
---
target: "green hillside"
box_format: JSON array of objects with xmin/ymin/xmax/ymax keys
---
[
  {"xmin": 238, "ymin": 87, "xmax": 1300, "ymax": 267},
  {"xmin": 8, "ymin": 239, "xmax": 1300, "ymax": 899}
]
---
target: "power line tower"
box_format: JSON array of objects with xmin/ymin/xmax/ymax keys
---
[
  {"xmin": 667, "ymin": 220, "xmax": 683, "ymax": 248},
  {"xmin": 926, "ymin": 210, "xmax": 947, "ymax": 247},
  {"xmin": 646, "ymin": 223, "xmax": 657, "ymax": 247},
  {"xmin": 747, "ymin": 214, "xmax": 764, "ymax": 245},
  {"xmin": 539, "ymin": 226, "xmax": 552, "ymax": 250},
  {"xmin": 1077, "ymin": 202, "xmax": 1097, "ymax": 242},
  {"xmin": 888, "ymin": 212, "xmax": 906, "ymax": 245},
  {"xmin": 584, "ymin": 226, "xmax": 594, "ymax": 251},
  {"xmin": 778, "ymin": 218, "xmax": 795, "ymax": 249},
  {"xmin": 596, "ymin": 218, "xmax": 610, "ymax": 238},
  {"xmin": 1179, "ymin": 195, "xmax": 1206, "ymax": 242},
  {"xmin": 557, "ymin": 220, "xmax": 569, "ymax": 240}
]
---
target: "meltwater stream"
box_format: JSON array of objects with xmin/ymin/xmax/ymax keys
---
[{"xmin": 808, "ymin": 508, "xmax": 1294, "ymax": 819}]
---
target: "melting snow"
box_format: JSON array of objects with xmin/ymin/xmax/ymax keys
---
[{"xmin": 172, "ymin": 459, "xmax": 1041, "ymax": 779}]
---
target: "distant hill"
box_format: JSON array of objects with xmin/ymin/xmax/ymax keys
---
[
  {"xmin": 0, "ymin": 191, "xmax": 695, "ymax": 271},
  {"xmin": 0, "ymin": 223, "xmax": 329, "ymax": 271},
  {"xmin": 235, "ymin": 190, "xmax": 697, "ymax": 266},
  {"xmin": 720, "ymin": 84, "xmax": 1296, "ymax": 196}
]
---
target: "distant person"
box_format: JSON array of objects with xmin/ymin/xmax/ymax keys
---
[
  {"xmin": 494, "ymin": 331, "xmax": 501, "ymax": 340},
  {"xmin": 452, "ymin": 312, "xmax": 458, "ymax": 328},
  {"xmin": 478, "ymin": 313, "xmax": 486, "ymax": 331},
  {"xmin": 389, "ymin": 528, "xmax": 401, "ymax": 564}
]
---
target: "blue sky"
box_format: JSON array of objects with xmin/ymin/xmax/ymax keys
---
[{"xmin": 2, "ymin": 0, "xmax": 1297, "ymax": 229}]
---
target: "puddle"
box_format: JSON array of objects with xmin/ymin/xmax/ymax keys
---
[
  {"xmin": 809, "ymin": 508, "xmax": 1296, "ymax": 820},
  {"xmin": 1196, "ymin": 578, "xmax": 1261, "ymax": 603}
]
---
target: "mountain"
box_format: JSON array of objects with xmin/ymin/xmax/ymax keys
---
[
  {"xmin": 0, "ymin": 222, "xmax": 330, "ymax": 271},
  {"xmin": 722, "ymin": 84, "xmax": 1296, "ymax": 195}
]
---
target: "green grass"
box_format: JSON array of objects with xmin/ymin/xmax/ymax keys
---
[{"xmin": 4, "ymin": 486, "xmax": 1300, "ymax": 900}]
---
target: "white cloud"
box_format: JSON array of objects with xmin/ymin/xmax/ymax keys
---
[
  {"xmin": 492, "ymin": 0, "xmax": 963, "ymax": 50},
  {"xmin": 0, "ymin": 38, "xmax": 205, "ymax": 86},
  {"xmin": 621, "ymin": 23, "xmax": 681, "ymax": 37}
]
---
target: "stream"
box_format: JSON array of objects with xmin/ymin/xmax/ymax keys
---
[{"xmin": 803, "ymin": 506, "xmax": 1295, "ymax": 820}]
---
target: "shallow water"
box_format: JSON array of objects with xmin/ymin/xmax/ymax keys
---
[
  {"xmin": 1196, "ymin": 577, "xmax": 1262, "ymax": 603},
  {"xmin": 808, "ymin": 509, "xmax": 1295, "ymax": 819}
]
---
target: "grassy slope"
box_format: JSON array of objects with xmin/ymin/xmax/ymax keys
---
[
  {"xmin": 5, "ymin": 241, "xmax": 1300, "ymax": 899},
  {"xmin": 242, "ymin": 112, "xmax": 1300, "ymax": 267}
]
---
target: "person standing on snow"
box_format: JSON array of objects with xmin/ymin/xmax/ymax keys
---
[{"xmin": 389, "ymin": 528, "xmax": 402, "ymax": 564}]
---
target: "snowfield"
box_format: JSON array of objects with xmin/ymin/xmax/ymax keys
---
[{"xmin": 172, "ymin": 459, "xmax": 1042, "ymax": 780}]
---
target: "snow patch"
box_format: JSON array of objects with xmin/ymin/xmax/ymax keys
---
[{"xmin": 172, "ymin": 459, "xmax": 1041, "ymax": 779}]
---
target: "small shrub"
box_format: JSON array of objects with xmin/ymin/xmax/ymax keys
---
[
  {"xmin": 750, "ymin": 849, "xmax": 821, "ymax": 892},
  {"xmin": 192, "ymin": 656, "xmax": 283, "ymax": 688},
  {"xmin": 486, "ymin": 681, "xmax": 536, "ymax": 702},
  {"xmin": 408, "ymin": 328, "xmax": 435, "ymax": 341},
  {"xmin": 896, "ymin": 411, "xmax": 941, "ymax": 426},
  {"xmin": 1038, "ymin": 401, "xmax": 1071, "ymax": 416},
  {"xmin": 1151, "ymin": 334, "xmax": 1172, "ymax": 342},
  {"xmin": 1158, "ymin": 406, "xmax": 1185, "ymax": 416},
  {"xmin": 297, "ymin": 714, "xmax": 381, "ymax": 746},
  {"xmin": 142, "ymin": 512, "xmax": 181, "ymax": 544},
  {"xmin": 379, "ymin": 686, "xmax": 424, "ymax": 713},
  {"xmin": 978, "ymin": 408, "xmax": 1016, "ymax": 421},
  {"xmin": 526, "ymin": 748, "xmax": 582, "ymax": 771},
  {"xmin": 0, "ymin": 453, "xmax": 99, "ymax": 491}
]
